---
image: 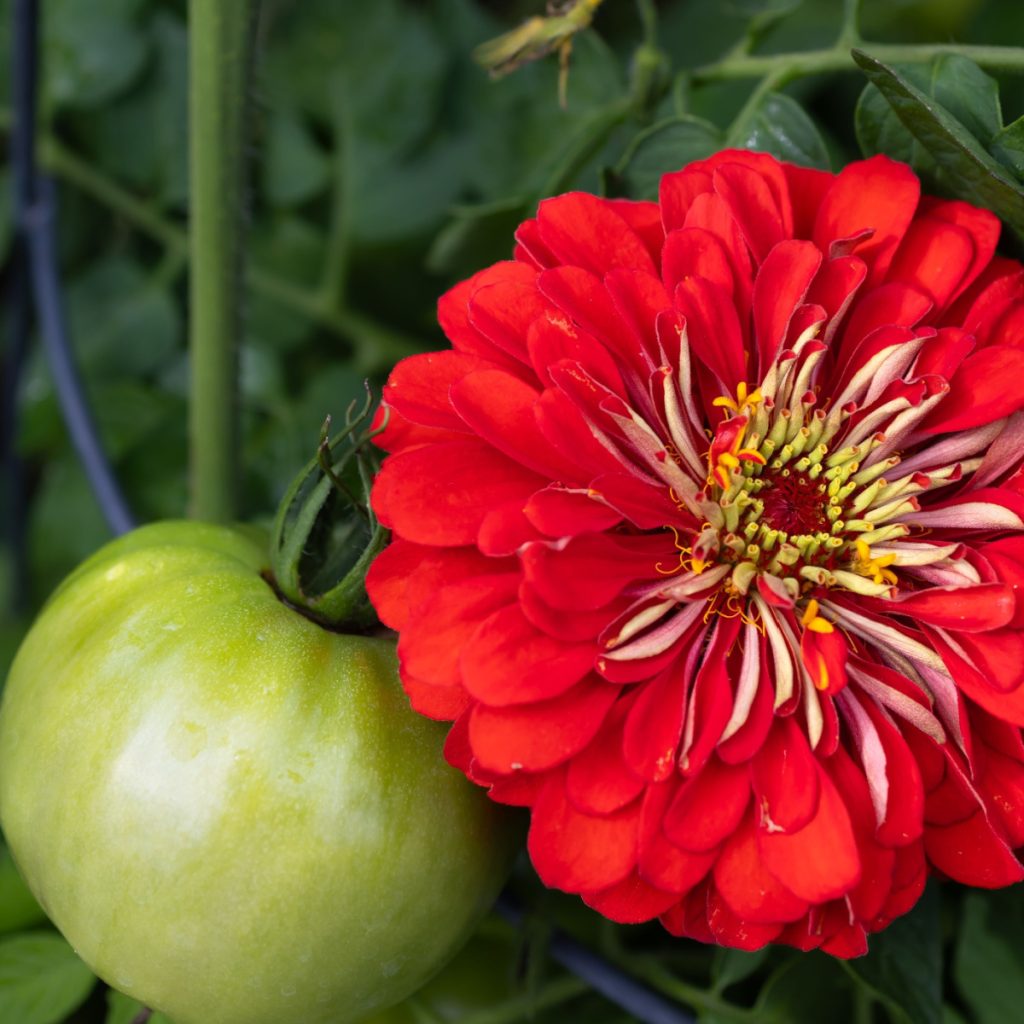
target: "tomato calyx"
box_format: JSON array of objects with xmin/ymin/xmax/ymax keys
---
[{"xmin": 269, "ymin": 390, "xmax": 388, "ymax": 631}]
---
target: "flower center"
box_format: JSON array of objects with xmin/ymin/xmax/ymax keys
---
[
  {"xmin": 757, "ymin": 470, "xmax": 830, "ymax": 535},
  {"xmin": 673, "ymin": 375, "xmax": 925, "ymax": 612}
]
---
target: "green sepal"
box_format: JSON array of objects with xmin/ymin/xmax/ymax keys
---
[{"xmin": 269, "ymin": 396, "xmax": 388, "ymax": 631}]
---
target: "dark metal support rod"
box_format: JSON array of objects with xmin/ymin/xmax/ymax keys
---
[
  {"xmin": 24, "ymin": 179, "xmax": 135, "ymax": 536},
  {"xmin": 1, "ymin": 0, "xmax": 39, "ymax": 612},
  {"xmin": 497, "ymin": 893, "xmax": 697, "ymax": 1024},
  {"xmin": 11, "ymin": 0, "xmax": 135, "ymax": 537},
  {"xmin": 1, "ymin": 244, "xmax": 32, "ymax": 613}
]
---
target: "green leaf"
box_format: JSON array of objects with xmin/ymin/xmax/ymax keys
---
[
  {"xmin": 991, "ymin": 115, "xmax": 1024, "ymax": 179},
  {"xmin": 87, "ymin": 12, "xmax": 188, "ymax": 208},
  {"xmin": 613, "ymin": 116, "xmax": 722, "ymax": 200},
  {"xmin": 855, "ymin": 75, "xmax": 921, "ymax": 167},
  {"xmin": 928, "ymin": 54, "xmax": 1002, "ymax": 143},
  {"xmin": 844, "ymin": 883, "xmax": 941, "ymax": 1024},
  {"xmin": 656, "ymin": 2, "xmax": 753, "ymax": 78},
  {"xmin": 106, "ymin": 988, "xmax": 173, "ymax": 1024},
  {"xmin": 17, "ymin": 261, "xmax": 181, "ymax": 461},
  {"xmin": 349, "ymin": 137, "xmax": 467, "ymax": 246},
  {"xmin": 0, "ymin": 932, "xmax": 95, "ymax": 1024},
  {"xmin": 724, "ymin": 0, "xmax": 805, "ymax": 42},
  {"xmin": 0, "ymin": 846, "xmax": 47, "ymax": 936},
  {"xmin": 265, "ymin": 0, "xmax": 445, "ymax": 150},
  {"xmin": 855, "ymin": 54, "xmax": 1003, "ymax": 177},
  {"xmin": 247, "ymin": 216, "xmax": 326, "ymax": 351},
  {"xmin": 244, "ymin": 363, "xmax": 368, "ymax": 505},
  {"xmin": 729, "ymin": 91, "xmax": 830, "ymax": 169},
  {"xmin": 263, "ymin": 109, "xmax": 331, "ymax": 208},
  {"xmin": 710, "ymin": 947, "xmax": 769, "ymax": 995},
  {"xmin": 64, "ymin": 260, "xmax": 180, "ymax": 379},
  {"xmin": 755, "ymin": 952, "xmax": 857, "ymax": 1023},
  {"xmin": 954, "ymin": 888, "xmax": 1024, "ymax": 1024},
  {"xmin": 724, "ymin": 0, "xmax": 802, "ymax": 14},
  {"xmin": 28, "ymin": 459, "xmax": 114, "ymax": 600},
  {"xmin": 427, "ymin": 198, "xmax": 529, "ymax": 279},
  {"xmin": 93, "ymin": 383, "xmax": 183, "ymax": 461},
  {"xmin": 852, "ymin": 49, "xmax": 1024, "ymax": 238},
  {"xmin": 43, "ymin": 0, "xmax": 148, "ymax": 110}
]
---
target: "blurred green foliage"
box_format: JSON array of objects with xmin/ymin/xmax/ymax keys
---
[{"xmin": 3, "ymin": 1, "xmax": 1024, "ymax": 1022}]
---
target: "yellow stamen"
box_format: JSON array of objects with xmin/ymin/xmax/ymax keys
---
[
  {"xmin": 702, "ymin": 590, "xmax": 765, "ymax": 632},
  {"xmin": 656, "ymin": 527, "xmax": 701, "ymax": 576},
  {"xmin": 668, "ymin": 486, "xmax": 689, "ymax": 512},
  {"xmin": 815, "ymin": 661, "xmax": 830, "ymax": 690},
  {"xmin": 713, "ymin": 381, "xmax": 764, "ymax": 418},
  {"xmin": 800, "ymin": 598, "xmax": 835, "ymax": 634},
  {"xmin": 707, "ymin": 392, "xmax": 769, "ymax": 488},
  {"xmin": 852, "ymin": 540, "xmax": 898, "ymax": 585}
]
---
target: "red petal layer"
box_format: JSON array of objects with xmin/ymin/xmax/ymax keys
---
[
  {"xmin": 663, "ymin": 757, "xmax": 751, "ymax": 852},
  {"xmin": 924, "ymin": 346, "xmax": 1024, "ymax": 433},
  {"xmin": 758, "ymin": 767, "xmax": 861, "ymax": 903},
  {"xmin": 924, "ymin": 811, "xmax": 1024, "ymax": 886},
  {"xmin": 583, "ymin": 872, "xmax": 679, "ymax": 923},
  {"xmin": 715, "ymin": 817, "xmax": 810, "ymax": 925},
  {"xmin": 372, "ymin": 439, "xmax": 544, "ymax": 546},
  {"xmin": 752, "ymin": 716, "xmax": 821, "ymax": 834},
  {"xmin": 528, "ymin": 772, "xmax": 641, "ymax": 893},
  {"xmin": 469, "ymin": 675, "xmax": 620, "ymax": 773},
  {"xmin": 460, "ymin": 604, "xmax": 597, "ymax": 706}
]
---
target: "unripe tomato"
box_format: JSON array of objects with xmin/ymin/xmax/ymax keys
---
[{"xmin": 0, "ymin": 522, "xmax": 518, "ymax": 1024}]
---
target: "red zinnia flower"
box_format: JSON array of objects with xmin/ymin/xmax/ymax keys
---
[{"xmin": 367, "ymin": 149, "xmax": 1024, "ymax": 957}]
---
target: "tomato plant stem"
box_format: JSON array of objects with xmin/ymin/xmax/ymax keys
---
[
  {"xmin": 187, "ymin": 0, "xmax": 261, "ymax": 522},
  {"xmin": 616, "ymin": 957, "xmax": 757, "ymax": 1022},
  {"xmin": 692, "ymin": 42, "xmax": 1024, "ymax": 85},
  {"xmin": 459, "ymin": 976, "xmax": 590, "ymax": 1024}
]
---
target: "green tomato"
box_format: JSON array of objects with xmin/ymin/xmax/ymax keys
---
[{"xmin": 0, "ymin": 521, "xmax": 518, "ymax": 1024}]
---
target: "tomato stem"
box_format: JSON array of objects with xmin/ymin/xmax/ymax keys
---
[
  {"xmin": 269, "ymin": 396, "xmax": 388, "ymax": 631},
  {"xmin": 187, "ymin": 0, "xmax": 262, "ymax": 522}
]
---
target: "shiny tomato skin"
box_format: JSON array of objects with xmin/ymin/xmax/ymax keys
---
[{"xmin": 0, "ymin": 521, "xmax": 517, "ymax": 1024}]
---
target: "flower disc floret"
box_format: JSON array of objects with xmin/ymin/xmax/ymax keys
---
[{"xmin": 369, "ymin": 150, "xmax": 1024, "ymax": 957}]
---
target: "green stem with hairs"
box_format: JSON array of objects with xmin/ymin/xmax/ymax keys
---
[
  {"xmin": 615, "ymin": 957, "xmax": 757, "ymax": 1022},
  {"xmin": 692, "ymin": 42, "xmax": 1024, "ymax": 87},
  {"xmin": 187, "ymin": 0, "xmax": 261, "ymax": 522},
  {"xmin": 457, "ymin": 976, "xmax": 590, "ymax": 1024}
]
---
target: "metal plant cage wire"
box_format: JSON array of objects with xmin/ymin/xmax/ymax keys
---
[{"xmin": 1, "ymin": 1, "xmax": 700, "ymax": 1021}]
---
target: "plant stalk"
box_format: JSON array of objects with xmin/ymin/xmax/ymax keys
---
[
  {"xmin": 692, "ymin": 42, "xmax": 1024, "ymax": 85},
  {"xmin": 187, "ymin": 0, "xmax": 261, "ymax": 522}
]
